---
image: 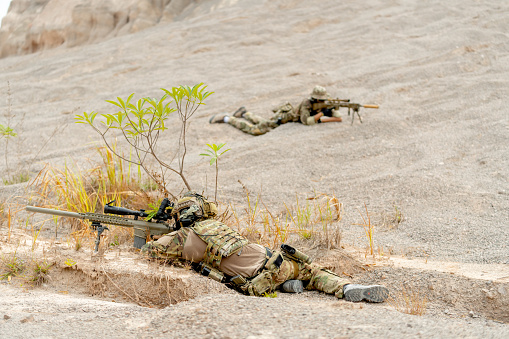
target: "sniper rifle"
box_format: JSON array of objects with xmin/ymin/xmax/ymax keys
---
[
  {"xmin": 26, "ymin": 198, "xmax": 175, "ymax": 251},
  {"xmin": 312, "ymin": 98, "xmax": 379, "ymax": 124}
]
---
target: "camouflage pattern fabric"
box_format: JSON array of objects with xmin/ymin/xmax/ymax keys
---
[
  {"xmin": 227, "ymin": 102, "xmax": 301, "ymax": 136},
  {"xmin": 227, "ymin": 112, "xmax": 279, "ymax": 136},
  {"xmin": 192, "ymin": 219, "xmax": 249, "ymax": 269},
  {"xmin": 141, "ymin": 226, "xmax": 351, "ymax": 299},
  {"xmin": 141, "ymin": 228, "xmax": 190, "ymax": 259},
  {"xmin": 295, "ymin": 99, "xmax": 316, "ymax": 125},
  {"xmin": 240, "ymin": 257, "xmax": 351, "ymax": 298}
]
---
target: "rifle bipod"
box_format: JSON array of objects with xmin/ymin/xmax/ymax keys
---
[
  {"xmin": 348, "ymin": 107, "xmax": 363, "ymax": 125},
  {"xmin": 91, "ymin": 221, "xmax": 109, "ymax": 252}
]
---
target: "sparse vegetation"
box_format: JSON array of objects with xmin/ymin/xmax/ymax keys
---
[
  {"xmin": 380, "ymin": 204, "xmax": 404, "ymax": 230},
  {"xmin": 354, "ymin": 203, "xmax": 376, "ymax": 258},
  {"xmin": 200, "ymin": 142, "xmax": 230, "ymax": 202},
  {"xmin": 224, "ymin": 184, "xmax": 342, "ymax": 250},
  {"xmin": 0, "ymin": 250, "xmax": 25, "ymax": 281},
  {"xmin": 64, "ymin": 258, "xmax": 76, "ymax": 268},
  {"xmin": 262, "ymin": 291, "xmax": 278, "ymax": 298},
  {"xmin": 389, "ymin": 284, "xmax": 427, "ymax": 316},
  {"xmin": 75, "ymin": 84, "xmax": 213, "ymax": 196},
  {"xmin": 29, "ymin": 259, "xmax": 52, "ymax": 286},
  {"xmin": 29, "ymin": 146, "xmax": 161, "ymax": 248}
]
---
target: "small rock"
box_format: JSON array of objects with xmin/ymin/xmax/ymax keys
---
[
  {"xmin": 4, "ymin": 315, "xmax": 11, "ymax": 320},
  {"xmin": 20, "ymin": 315, "xmax": 34, "ymax": 323}
]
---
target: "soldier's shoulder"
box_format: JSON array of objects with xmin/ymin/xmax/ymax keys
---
[{"xmin": 194, "ymin": 218, "xmax": 225, "ymax": 227}]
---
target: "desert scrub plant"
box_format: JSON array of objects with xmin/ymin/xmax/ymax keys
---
[
  {"xmin": 262, "ymin": 291, "xmax": 278, "ymax": 298},
  {"xmin": 63, "ymin": 258, "xmax": 77, "ymax": 268},
  {"xmin": 223, "ymin": 187, "xmax": 343, "ymax": 250},
  {"xmin": 0, "ymin": 251, "xmax": 25, "ymax": 281},
  {"xmin": 260, "ymin": 204, "xmax": 290, "ymax": 248},
  {"xmin": 200, "ymin": 142, "xmax": 230, "ymax": 202},
  {"xmin": 0, "ymin": 199, "xmax": 4, "ymax": 226},
  {"xmin": 1, "ymin": 81, "xmax": 29, "ymax": 185},
  {"xmin": 29, "ymin": 259, "xmax": 52, "ymax": 286},
  {"xmin": 354, "ymin": 203, "xmax": 376, "ymax": 258},
  {"xmin": 389, "ymin": 284, "xmax": 427, "ymax": 316},
  {"xmin": 1, "ymin": 81, "xmax": 16, "ymax": 180},
  {"xmin": 31, "ymin": 147, "xmax": 159, "ymax": 226},
  {"xmin": 2, "ymin": 171, "xmax": 30, "ymax": 185},
  {"xmin": 381, "ymin": 204, "xmax": 404, "ymax": 230},
  {"xmin": 284, "ymin": 193, "xmax": 342, "ymax": 248},
  {"xmin": 75, "ymin": 84, "xmax": 213, "ymax": 196}
]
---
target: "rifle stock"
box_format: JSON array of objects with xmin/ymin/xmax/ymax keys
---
[{"xmin": 26, "ymin": 206, "xmax": 174, "ymax": 251}]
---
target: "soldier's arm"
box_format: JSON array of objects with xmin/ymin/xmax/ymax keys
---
[
  {"xmin": 141, "ymin": 229, "xmax": 186, "ymax": 258},
  {"xmin": 298, "ymin": 100, "xmax": 320, "ymax": 125},
  {"xmin": 319, "ymin": 116, "xmax": 342, "ymax": 123}
]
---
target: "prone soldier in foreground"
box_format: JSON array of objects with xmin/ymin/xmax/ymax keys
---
[{"xmin": 142, "ymin": 192, "xmax": 389, "ymax": 302}]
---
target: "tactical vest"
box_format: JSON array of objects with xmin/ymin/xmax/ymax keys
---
[{"xmin": 191, "ymin": 219, "xmax": 249, "ymax": 269}]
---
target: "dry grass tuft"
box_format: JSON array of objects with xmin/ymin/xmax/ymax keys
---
[
  {"xmin": 389, "ymin": 284, "xmax": 428, "ymax": 316},
  {"xmin": 29, "ymin": 259, "xmax": 53, "ymax": 286},
  {"xmin": 27, "ymin": 146, "xmax": 162, "ymax": 249},
  {"xmin": 0, "ymin": 250, "xmax": 25, "ymax": 281},
  {"xmin": 224, "ymin": 185, "xmax": 343, "ymax": 250}
]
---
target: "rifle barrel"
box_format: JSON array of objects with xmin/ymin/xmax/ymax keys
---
[
  {"xmin": 26, "ymin": 206, "xmax": 85, "ymax": 219},
  {"xmin": 26, "ymin": 205, "xmax": 171, "ymax": 233},
  {"xmin": 362, "ymin": 104, "xmax": 379, "ymax": 109}
]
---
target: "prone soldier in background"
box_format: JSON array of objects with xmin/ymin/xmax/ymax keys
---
[
  {"xmin": 142, "ymin": 192, "xmax": 389, "ymax": 302},
  {"xmin": 209, "ymin": 85, "xmax": 343, "ymax": 136}
]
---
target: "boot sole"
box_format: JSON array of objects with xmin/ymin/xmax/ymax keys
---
[
  {"xmin": 209, "ymin": 114, "xmax": 226, "ymax": 124},
  {"xmin": 344, "ymin": 285, "xmax": 389, "ymax": 303},
  {"xmin": 233, "ymin": 107, "xmax": 246, "ymax": 118}
]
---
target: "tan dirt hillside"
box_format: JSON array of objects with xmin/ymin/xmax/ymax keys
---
[{"xmin": 0, "ymin": 0, "xmax": 508, "ymax": 338}]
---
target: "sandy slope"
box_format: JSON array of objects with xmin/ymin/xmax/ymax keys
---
[{"xmin": 0, "ymin": 0, "xmax": 508, "ymax": 337}]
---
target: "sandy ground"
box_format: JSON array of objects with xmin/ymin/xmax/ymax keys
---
[{"xmin": 0, "ymin": 0, "xmax": 508, "ymax": 337}]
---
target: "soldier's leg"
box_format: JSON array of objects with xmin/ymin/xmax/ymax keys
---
[
  {"xmin": 244, "ymin": 112, "xmax": 280, "ymax": 129},
  {"xmin": 299, "ymin": 263, "xmax": 389, "ymax": 302},
  {"xmin": 227, "ymin": 116, "xmax": 272, "ymax": 136},
  {"xmin": 274, "ymin": 260, "xmax": 388, "ymax": 302},
  {"xmin": 298, "ymin": 263, "xmax": 351, "ymax": 298}
]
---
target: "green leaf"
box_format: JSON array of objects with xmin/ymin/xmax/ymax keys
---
[
  {"xmin": 126, "ymin": 93, "xmax": 135, "ymax": 105},
  {"xmin": 117, "ymin": 97, "xmax": 126, "ymax": 109},
  {"xmin": 105, "ymin": 100, "xmax": 123, "ymax": 108},
  {"xmin": 90, "ymin": 112, "xmax": 98, "ymax": 124}
]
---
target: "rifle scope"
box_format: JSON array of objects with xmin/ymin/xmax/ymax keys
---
[{"xmin": 104, "ymin": 201, "xmax": 148, "ymax": 219}]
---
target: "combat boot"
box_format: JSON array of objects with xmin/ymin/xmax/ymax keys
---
[
  {"xmin": 343, "ymin": 284, "xmax": 389, "ymax": 303},
  {"xmin": 233, "ymin": 106, "xmax": 247, "ymax": 118},
  {"xmin": 209, "ymin": 114, "xmax": 228, "ymax": 124},
  {"xmin": 281, "ymin": 280, "xmax": 304, "ymax": 293}
]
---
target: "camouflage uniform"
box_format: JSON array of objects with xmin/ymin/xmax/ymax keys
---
[
  {"xmin": 142, "ymin": 219, "xmax": 351, "ymax": 298},
  {"xmin": 225, "ymin": 86, "xmax": 341, "ymax": 136},
  {"xmin": 227, "ymin": 102, "xmax": 301, "ymax": 136}
]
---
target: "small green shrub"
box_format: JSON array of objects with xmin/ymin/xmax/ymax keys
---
[
  {"xmin": 200, "ymin": 142, "xmax": 230, "ymax": 202},
  {"xmin": 30, "ymin": 260, "xmax": 52, "ymax": 286},
  {"xmin": 0, "ymin": 252, "xmax": 25, "ymax": 281}
]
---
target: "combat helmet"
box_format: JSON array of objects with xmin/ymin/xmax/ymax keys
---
[
  {"xmin": 173, "ymin": 191, "xmax": 218, "ymax": 228},
  {"xmin": 310, "ymin": 85, "xmax": 329, "ymax": 100}
]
